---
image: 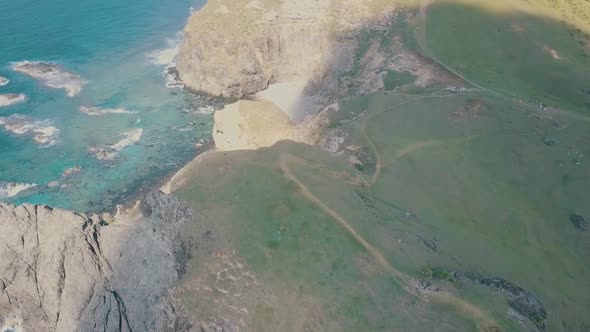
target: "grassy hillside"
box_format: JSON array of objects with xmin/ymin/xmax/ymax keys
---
[
  {"xmin": 412, "ymin": 0, "xmax": 590, "ymax": 113},
  {"xmin": 174, "ymin": 89, "xmax": 590, "ymax": 331},
  {"xmin": 170, "ymin": 1, "xmax": 590, "ymax": 330}
]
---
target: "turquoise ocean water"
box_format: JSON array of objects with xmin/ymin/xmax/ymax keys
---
[{"xmin": 0, "ymin": 0, "xmax": 209, "ymax": 212}]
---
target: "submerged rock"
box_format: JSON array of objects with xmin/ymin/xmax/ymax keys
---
[
  {"xmin": 569, "ymin": 213, "xmax": 588, "ymax": 232},
  {"xmin": 89, "ymin": 128, "xmax": 143, "ymax": 161},
  {"xmin": 0, "ymin": 114, "xmax": 59, "ymax": 147},
  {"xmin": 0, "ymin": 76, "xmax": 9, "ymax": 86},
  {"xmin": 11, "ymin": 61, "xmax": 84, "ymax": 97},
  {"xmin": 0, "ymin": 93, "xmax": 26, "ymax": 107}
]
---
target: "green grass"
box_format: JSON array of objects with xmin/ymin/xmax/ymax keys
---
[
  {"xmin": 172, "ymin": 89, "xmax": 590, "ymax": 330},
  {"xmin": 414, "ymin": 0, "xmax": 590, "ymax": 113},
  {"xmin": 169, "ymin": 1, "xmax": 590, "ymax": 330}
]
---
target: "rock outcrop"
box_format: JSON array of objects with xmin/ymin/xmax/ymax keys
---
[
  {"xmin": 176, "ymin": 0, "xmax": 397, "ymax": 99},
  {"xmin": 0, "ymin": 191, "xmax": 195, "ymax": 332},
  {"xmin": 212, "ymin": 99, "xmax": 340, "ymax": 151}
]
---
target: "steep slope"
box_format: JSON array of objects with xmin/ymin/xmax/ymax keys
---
[
  {"xmin": 0, "ymin": 192, "xmax": 194, "ymax": 332},
  {"xmin": 176, "ymin": 0, "xmax": 400, "ymax": 99}
]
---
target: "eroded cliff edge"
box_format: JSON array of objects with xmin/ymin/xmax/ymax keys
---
[
  {"xmin": 0, "ymin": 192, "xmax": 194, "ymax": 332},
  {"xmin": 176, "ymin": 0, "xmax": 459, "ymax": 103}
]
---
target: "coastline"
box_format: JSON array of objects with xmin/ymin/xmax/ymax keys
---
[{"xmin": 106, "ymin": 138, "xmax": 215, "ymax": 214}]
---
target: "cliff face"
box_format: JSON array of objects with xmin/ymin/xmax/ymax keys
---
[
  {"xmin": 0, "ymin": 192, "xmax": 195, "ymax": 332},
  {"xmin": 176, "ymin": 0, "xmax": 397, "ymax": 99}
]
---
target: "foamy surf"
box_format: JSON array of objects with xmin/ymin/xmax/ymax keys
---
[
  {"xmin": 146, "ymin": 32, "xmax": 186, "ymax": 89},
  {"xmin": 0, "ymin": 94, "xmax": 26, "ymax": 107},
  {"xmin": 80, "ymin": 106, "xmax": 138, "ymax": 116},
  {"xmin": 0, "ymin": 182, "xmax": 37, "ymax": 198},
  {"xmin": 11, "ymin": 61, "xmax": 85, "ymax": 97},
  {"xmin": 0, "ymin": 76, "xmax": 9, "ymax": 87},
  {"xmin": 89, "ymin": 128, "xmax": 143, "ymax": 161},
  {"xmin": 146, "ymin": 31, "xmax": 183, "ymax": 66},
  {"xmin": 0, "ymin": 114, "xmax": 59, "ymax": 147},
  {"xmin": 164, "ymin": 67, "xmax": 184, "ymax": 89},
  {"xmin": 196, "ymin": 105, "xmax": 215, "ymax": 115}
]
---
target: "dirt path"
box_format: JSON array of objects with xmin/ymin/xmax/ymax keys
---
[
  {"xmin": 361, "ymin": 95, "xmax": 435, "ymax": 185},
  {"xmin": 279, "ymin": 153, "xmax": 416, "ymax": 294},
  {"xmin": 279, "ymin": 152, "xmax": 499, "ymax": 331}
]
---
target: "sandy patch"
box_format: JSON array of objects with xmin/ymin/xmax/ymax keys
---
[
  {"xmin": 215, "ymin": 4, "xmax": 229, "ymax": 14},
  {"xmin": 213, "ymin": 100, "xmax": 297, "ymax": 151},
  {"xmin": 246, "ymin": 0, "xmax": 263, "ymax": 10},
  {"xmin": 255, "ymin": 80, "xmax": 321, "ymax": 122}
]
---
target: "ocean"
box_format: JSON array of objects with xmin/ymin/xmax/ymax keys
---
[{"xmin": 0, "ymin": 0, "xmax": 210, "ymax": 212}]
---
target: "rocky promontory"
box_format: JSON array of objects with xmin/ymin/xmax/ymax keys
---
[
  {"xmin": 0, "ymin": 192, "xmax": 194, "ymax": 331},
  {"xmin": 176, "ymin": 0, "xmax": 400, "ymax": 99}
]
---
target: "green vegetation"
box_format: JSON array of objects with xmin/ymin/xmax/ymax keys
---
[
  {"xmin": 413, "ymin": 0, "xmax": 590, "ymax": 113},
  {"xmin": 174, "ymin": 89, "xmax": 590, "ymax": 331},
  {"xmin": 172, "ymin": 1, "xmax": 590, "ymax": 330}
]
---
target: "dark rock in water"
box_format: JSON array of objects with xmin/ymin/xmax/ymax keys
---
[
  {"xmin": 478, "ymin": 277, "xmax": 547, "ymax": 330},
  {"xmin": 569, "ymin": 214, "xmax": 589, "ymax": 232}
]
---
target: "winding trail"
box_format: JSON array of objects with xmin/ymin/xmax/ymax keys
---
[{"xmin": 279, "ymin": 152, "xmax": 498, "ymax": 331}]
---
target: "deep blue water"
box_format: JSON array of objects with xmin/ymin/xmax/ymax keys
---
[{"xmin": 0, "ymin": 0, "xmax": 210, "ymax": 212}]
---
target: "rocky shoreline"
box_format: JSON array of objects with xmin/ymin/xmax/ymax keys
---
[{"xmin": 0, "ymin": 191, "xmax": 196, "ymax": 331}]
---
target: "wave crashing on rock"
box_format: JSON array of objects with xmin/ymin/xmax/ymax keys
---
[
  {"xmin": 0, "ymin": 182, "xmax": 37, "ymax": 198},
  {"xmin": 11, "ymin": 61, "xmax": 85, "ymax": 97},
  {"xmin": 89, "ymin": 128, "xmax": 143, "ymax": 161},
  {"xmin": 0, "ymin": 114, "xmax": 59, "ymax": 147},
  {"xmin": 0, "ymin": 93, "xmax": 26, "ymax": 107},
  {"xmin": 0, "ymin": 76, "xmax": 9, "ymax": 87},
  {"xmin": 80, "ymin": 106, "xmax": 138, "ymax": 116}
]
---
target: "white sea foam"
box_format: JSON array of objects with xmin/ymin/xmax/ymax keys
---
[
  {"xmin": 80, "ymin": 106, "xmax": 138, "ymax": 116},
  {"xmin": 0, "ymin": 182, "xmax": 37, "ymax": 198},
  {"xmin": 0, "ymin": 114, "xmax": 59, "ymax": 147},
  {"xmin": 0, "ymin": 93, "xmax": 26, "ymax": 107},
  {"xmin": 147, "ymin": 32, "xmax": 186, "ymax": 89},
  {"xmin": 196, "ymin": 105, "xmax": 215, "ymax": 115},
  {"xmin": 89, "ymin": 128, "xmax": 143, "ymax": 161},
  {"xmin": 164, "ymin": 68, "xmax": 184, "ymax": 89},
  {"xmin": 146, "ymin": 31, "xmax": 183, "ymax": 67},
  {"xmin": 11, "ymin": 61, "xmax": 85, "ymax": 97},
  {"xmin": 0, "ymin": 76, "xmax": 9, "ymax": 87}
]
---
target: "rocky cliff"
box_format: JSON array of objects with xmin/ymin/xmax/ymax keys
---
[
  {"xmin": 176, "ymin": 0, "xmax": 398, "ymax": 99},
  {"xmin": 0, "ymin": 192, "xmax": 195, "ymax": 332}
]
